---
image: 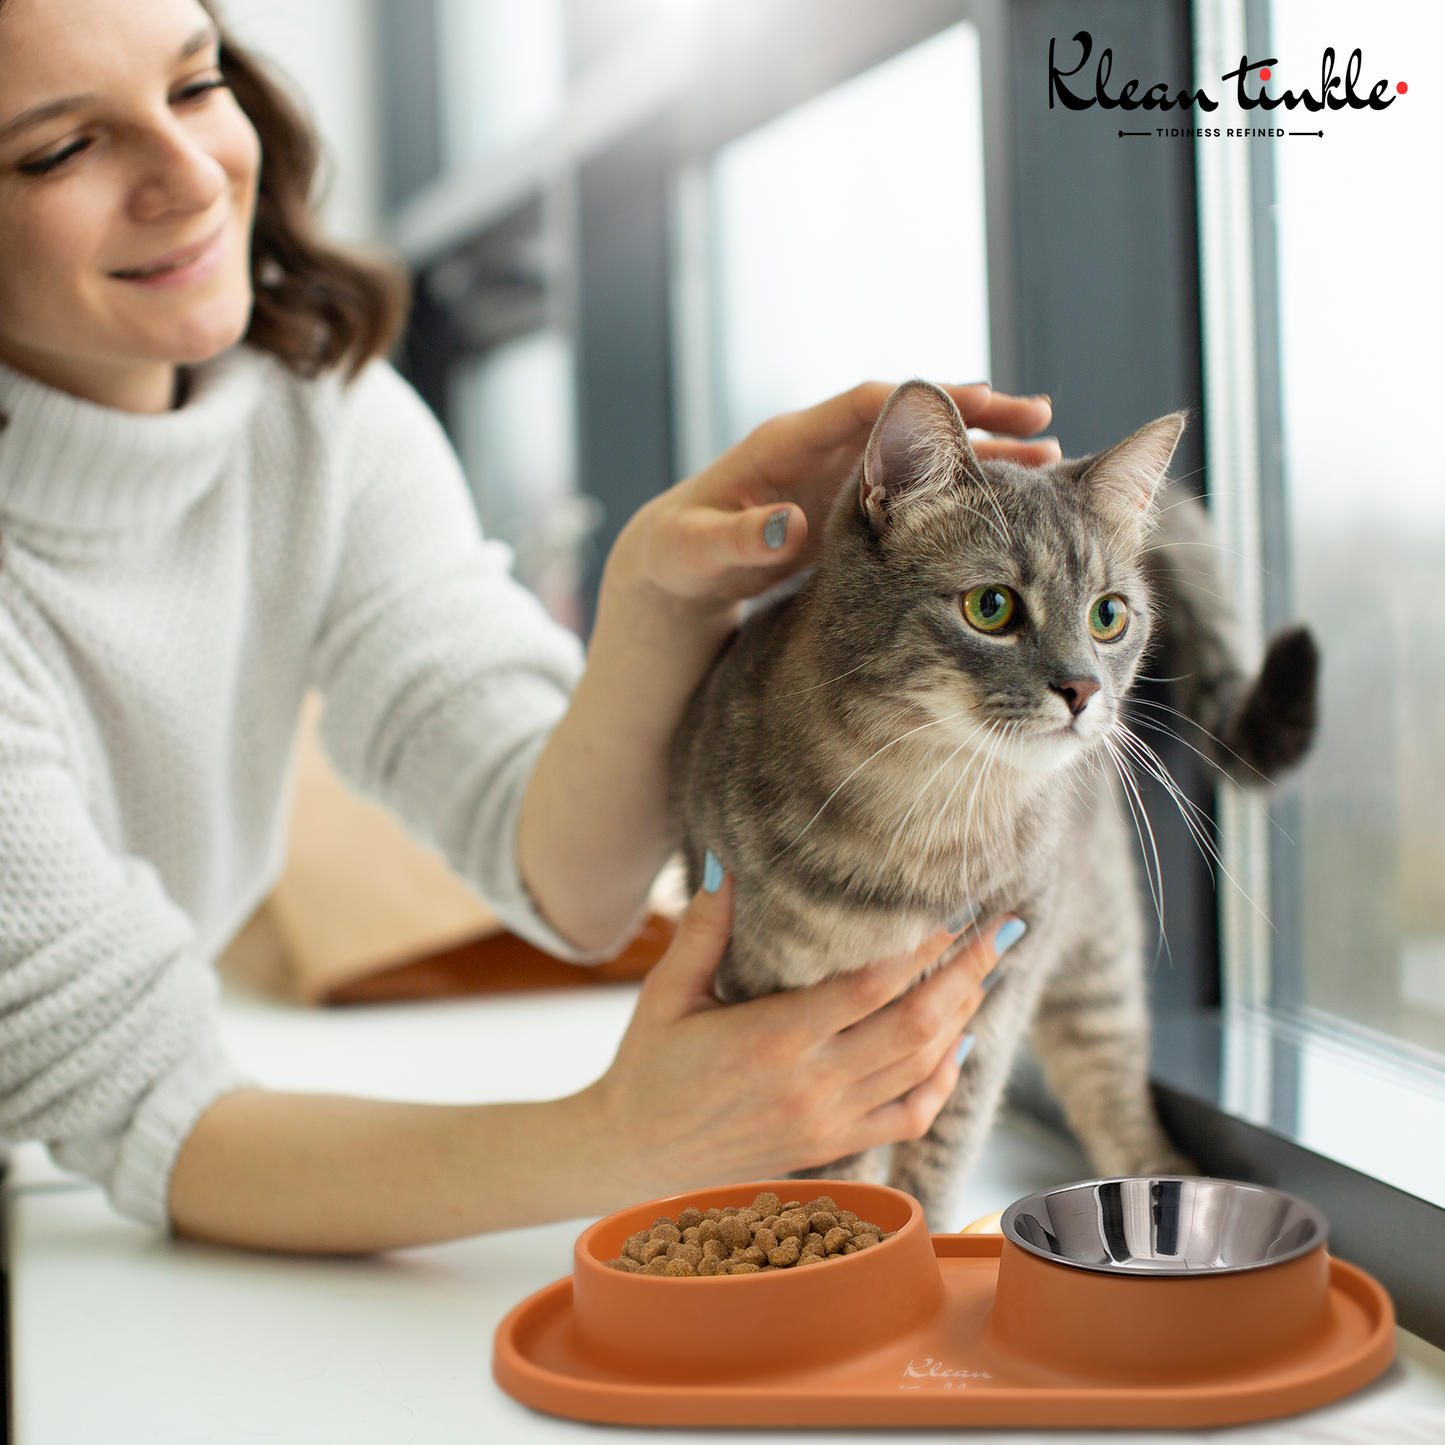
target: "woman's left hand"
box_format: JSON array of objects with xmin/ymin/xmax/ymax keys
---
[{"xmin": 609, "ymin": 381, "xmax": 1057, "ymax": 613}]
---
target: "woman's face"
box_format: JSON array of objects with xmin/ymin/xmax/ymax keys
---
[{"xmin": 0, "ymin": 0, "xmax": 260, "ymax": 412}]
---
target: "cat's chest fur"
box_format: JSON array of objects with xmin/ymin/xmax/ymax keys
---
[{"xmin": 671, "ymin": 587, "xmax": 1076, "ymax": 1000}]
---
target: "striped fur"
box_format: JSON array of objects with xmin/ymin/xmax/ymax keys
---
[{"xmin": 669, "ymin": 382, "xmax": 1316, "ymax": 1223}]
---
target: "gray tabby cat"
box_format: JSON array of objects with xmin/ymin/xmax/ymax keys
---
[{"xmin": 669, "ymin": 380, "xmax": 1316, "ymax": 1224}]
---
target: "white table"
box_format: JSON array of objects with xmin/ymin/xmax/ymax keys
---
[{"xmin": 8, "ymin": 982, "xmax": 1445, "ymax": 1444}]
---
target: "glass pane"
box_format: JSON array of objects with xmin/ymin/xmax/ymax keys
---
[
  {"xmin": 1272, "ymin": 2, "xmax": 1445, "ymax": 1054},
  {"xmin": 712, "ymin": 23, "xmax": 990, "ymax": 444},
  {"xmin": 435, "ymin": 0, "xmax": 566, "ymax": 169},
  {"xmin": 449, "ymin": 331, "xmax": 590, "ymax": 633}
]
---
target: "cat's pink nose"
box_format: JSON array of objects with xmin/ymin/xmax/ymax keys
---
[{"xmin": 1053, "ymin": 677, "xmax": 1101, "ymax": 716}]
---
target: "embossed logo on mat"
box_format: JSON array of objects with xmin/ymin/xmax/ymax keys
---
[{"xmin": 899, "ymin": 1358, "xmax": 994, "ymax": 1388}]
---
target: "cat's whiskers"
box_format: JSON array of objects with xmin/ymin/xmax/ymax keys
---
[
  {"xmin": 1102, "ymin": 735, "xmax": 1169, "ymax": 948},
  {"xmin": 1116, "ymin": 729, "xmax": 1235, "ymax": 877},
  {"xmin": 947, "ymin": 717, "xmax": 1017, "ymax": 921},
  {"xmin": 868, "ymin": 717, "xmax": 993, "ymax": 893},
  {"xmin": 770, "ymin": 656, "xmax": 875, "ymax": 700},
  {"xmin": 1111, "ymin": 726, "xmax": 1219, "ymax": 873},
  {"xmin": 1127, "ymin": 712, "xmax": 1300, "ymax": 849},
  {"xmin": 766, "ymin": 707, "xmax": 972, "ymax": 862},
  {"xmin": 1123, "ymin": 697, "xmax": 1272, "ymax": 785},
  {"xmin": 892, "ymin": 718, "xmax": 1002, "ymax": 926},
  {"xmin": 972, "ymin": 474, "xmax": 1014, "ymax": 548},
  {"xmin": 920, "ymin": 721, "xmax": 1002, "ymax": 874},
  {"xmin": 1150, "ymin": 479, "xmax": 1207, "ymax": 517},
  {"xmin": 953, "ymin": 501, "xmax": 1010, "ymax": 549},
  {"xmin": 1055, "ymin": 747, "xmax": 1096, "ymax": 825},
  {"xmin": 1111, "ymin": 724, "xmax": 1273, "ymax": 930}
]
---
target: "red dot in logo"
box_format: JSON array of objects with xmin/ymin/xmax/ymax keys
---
[
  {"xmin": 1396, "ymin": 81, "xmax": 1408, "ymax": 94},
  {"xmin": 1259, "ymin": 67, "xmax": 1272, "ymax": 81}
]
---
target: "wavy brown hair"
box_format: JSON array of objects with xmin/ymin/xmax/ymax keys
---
[
  {"xmin": 0, "ymin": 0, "xmax": 409, "ymax": 380},
  {"xmin": 209, "ymin": 9, "xmax": 409, "ymax": 378}
]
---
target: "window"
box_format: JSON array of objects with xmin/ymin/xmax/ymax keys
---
[
  {"xmin": 1196, "ymin": 0, "xmax": 1445, "ymax": 1212},
  {"xmin": 708, "ymin": 24, "xmax": 990, "ymax": 448},
  {"xmin": 450, "ymin": 331, "xmax": 590, "ymax": 632},
  {"xmin": 383, "ymin": 0, "xmax": 1445, "ymax": 1345},
  {"xmin": 435, "ymin": 0, "xmax": 566, "ymax": 168},
  {"xmin": 1272, "ymin": 1, "xmax": 1445, "ymax": 1058}
]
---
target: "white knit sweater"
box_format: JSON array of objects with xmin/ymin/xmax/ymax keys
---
[{"xmin": 0, "ymin": 347, "xmax": 586, "ymax": 1225}]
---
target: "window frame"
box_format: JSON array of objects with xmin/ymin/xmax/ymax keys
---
[{"xmin": 379, "ymin": 0, "xmax": 1445, "ymax": 1348}]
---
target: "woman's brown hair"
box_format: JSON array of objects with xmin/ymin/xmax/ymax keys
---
[
  {"xmin": 0, "ymin": 0, "xmax": 409, "ymax": 429},
  {"xmin": 208, "ymin": 7, "xmax": 410, "ymax": 378}
]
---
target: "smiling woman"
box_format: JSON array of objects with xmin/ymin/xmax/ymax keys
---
[
  {"xmin": 0, "ymin": 0, "xmax": 1059, "ymax": 1257},
  {"xmin": 0, "ymin": 0, "xmax": 403, "ymax": 414}
]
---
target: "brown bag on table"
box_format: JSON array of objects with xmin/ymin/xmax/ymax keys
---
[{"xmin": 219, "ymin": 697, "xmax": 674, "ymax": 1005}]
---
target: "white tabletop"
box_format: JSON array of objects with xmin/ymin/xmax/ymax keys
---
[{"xmin": 8, "ymin": 982, "xmax": 1445, "ymax": 1444}]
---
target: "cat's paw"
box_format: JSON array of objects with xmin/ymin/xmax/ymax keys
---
[{"xmin": 1090, "ymin": 1132, "xmax": 1197, "ymax": 1179}]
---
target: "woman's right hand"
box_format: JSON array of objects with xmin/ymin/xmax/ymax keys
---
[
  {"xmin": 574, "ymin": 874, "xmax": 1021, "ymax": 1206},
  {"xmin": 168, "ymin": 873, "xmax": 1021, "ymax": 1253}
]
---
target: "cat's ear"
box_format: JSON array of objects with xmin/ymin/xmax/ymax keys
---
[
  {"xmin": 860, "ymin": 380, "xmax": 987, "ymax": 529},
  {"xmin": 1076, "ymin": 412, "xmax": 1187, "ymax": 531}
]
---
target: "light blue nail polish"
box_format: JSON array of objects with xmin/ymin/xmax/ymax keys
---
[
  {"xmin": 703, "ymin": 849, "xmax": 724, "ymax": 893},
  {"xmin": 992, "ymin": 917, "xmax": 1027, "ymax": 955},
  {"xmin": 946, "ymin": 902, "xmax": 980, "ymax": 933},
  {"xmin": 980, "ymin": 964, "xmax": 1003, "ymax": 992},
  {"xmin": 955, "ymin": 1035, "xmax": 976, "ymax": 1067},
  {"xmin": 764, "ymin": 510, "xmax": 788, "ymax": 549}
]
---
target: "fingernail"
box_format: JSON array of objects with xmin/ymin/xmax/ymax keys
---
[
  {"xmin": 955, "ymin": 1034, "xmax": 976, "ymax": 1067},
  {"xmin": 946, "ymin": 902, "xmax": 980, "ymax": 933},
  {"xmin": 763, "ymin": 510, "xmax": 788, "ymax": 549},
  {"xmin": 703, "ymin": 849, "xmax": 724, "ymax": 893},
  {"xmin": 992, "ymin": 917, "xmax": 1027, "ymax": 955},
  {"xmin": 958, "ymin": 379, "xmax": 991, "ymax": 388},
  {"xmin": 1032, "ymin": 393, "xmax": 1052, "ymax": 405},
  {"xmin": 980, "ymin": 964, "xmax": 1003, "ymax": 992}
]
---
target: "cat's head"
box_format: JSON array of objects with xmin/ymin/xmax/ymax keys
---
[{"xmin": 820, "ymin": 380, "xmax": 1185, "ymax": 774}]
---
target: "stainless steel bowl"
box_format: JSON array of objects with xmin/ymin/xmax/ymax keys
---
[{"xmin": 1000, "ymin": 1177, "xmax": 1328, "ymax": 1276}]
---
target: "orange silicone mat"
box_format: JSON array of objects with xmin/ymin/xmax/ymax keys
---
[{"xmin": 493, "ymin": 1235, "xmax": 1395, "ymax": 1429}]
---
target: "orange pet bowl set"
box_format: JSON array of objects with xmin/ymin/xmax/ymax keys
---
[{"xmin": 493, "ymin": 1176, "xmax": 1395, "ymax": 1429}]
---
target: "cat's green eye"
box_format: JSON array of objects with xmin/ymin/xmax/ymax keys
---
[
  {"xmin": 1089, "ymin": 594, "xmax": 1129, "ymax": 642},
  {"xmin": 962, "ymin": 585, "xmax": 1016, "ymax": 633}
]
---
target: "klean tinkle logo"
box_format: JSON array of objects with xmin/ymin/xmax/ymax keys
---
[{"xmin": 1048, "ymin": 31, "xmax": 1406, "ymax": 139}]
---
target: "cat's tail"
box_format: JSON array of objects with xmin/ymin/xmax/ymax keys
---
[{"xmin": 1138, "ymin": 481, "xmax": 1318, "ymax": 787}]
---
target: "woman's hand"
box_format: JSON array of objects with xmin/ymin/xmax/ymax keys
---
[
  {"xmin": 518, "ymin": 382, "xmax": 1055, "ymax": 952},
  {"xmin": 571, "ymin": 876, "xmax": 1022, "ymax": 1200},
  {"xmin": 609, "ymin": 381, "xmax": 1057, "ymax": 615},
  {"xmin": 168, "ymin": 878, "xmax": 1023, "ymax": 1254}
]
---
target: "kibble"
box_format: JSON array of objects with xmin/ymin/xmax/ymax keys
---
[
  {"xmin": 769, "ymin": 1237, "xmax": 801, "ymax": 1267},
  {"xmin": 602, "ymin": 1192, "xmax": 894, "ymax": 1278},
  {"xmin": 719, "ymin": 1216, "xmax": 753, "ymax": 1251}
]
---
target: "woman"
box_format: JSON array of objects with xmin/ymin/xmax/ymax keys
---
[{"xmin": 0, "ymin": 0, "xmax": 1057, "ymax": 1252}]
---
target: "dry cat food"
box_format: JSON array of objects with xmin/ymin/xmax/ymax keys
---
[{"xmin": 602, "ymin": 1192, "xmax": 893, "ymax": 1277}]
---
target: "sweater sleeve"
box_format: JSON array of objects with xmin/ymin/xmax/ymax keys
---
[
  {"xmin": 0, "ymin": 639, "xmax": 250, "ymax": 1224},
  {"xmin": 307, "ymin": 363, "xmax": 596, "ymax": 960}
]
